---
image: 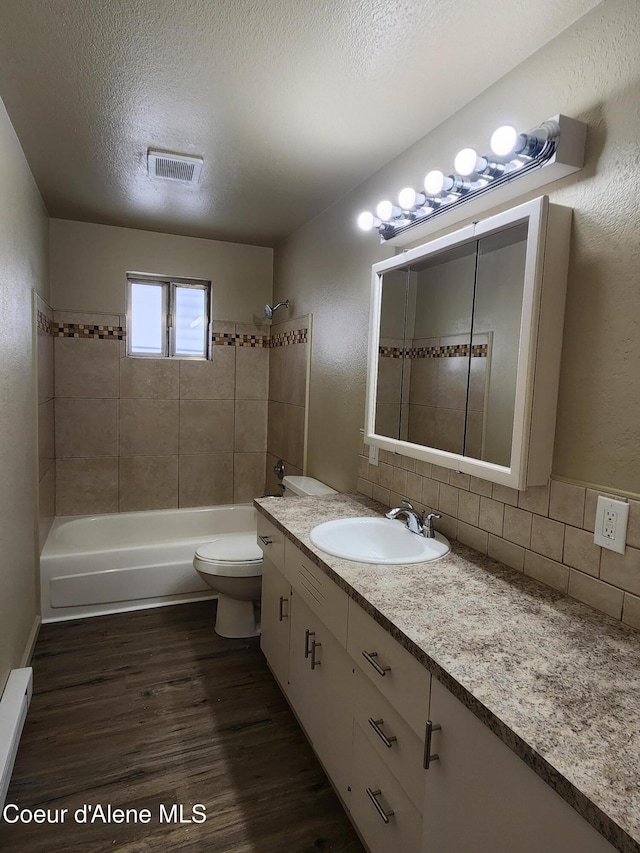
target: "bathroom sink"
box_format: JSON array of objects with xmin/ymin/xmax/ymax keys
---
[{"xmin": 309, "ymin": 517, "xmax": 450, "ymax": 565}]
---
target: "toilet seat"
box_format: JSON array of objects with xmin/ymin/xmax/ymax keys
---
[{"xmin": 194, "ymin": 534, "xmax": 263, "ymax": 578}]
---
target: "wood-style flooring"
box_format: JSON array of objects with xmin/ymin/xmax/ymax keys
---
[{"xmin": 0, "ymin": 601, "xmax": 364, "ymax": 852}]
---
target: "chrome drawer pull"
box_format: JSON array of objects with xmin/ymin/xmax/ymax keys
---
[
  {"xmin": 304, "ymin": 628, "xmax": 315, "ymax": 658},
  {"xmin": 362, "ymin": 650, "xmax": 391, "ymax": 677},
  {"xmin": 258, "ymin": 534, "xmax": 273, "ymax": 545},
  {"xmin": 278, "ymin": 596, "xmax": 288, "ymax": 621},
  {"xmin": 368, "ymin": 717, "xmax": 397, "ymax": 748},
  {"xmin": 423, "ymin": 720, "xmax": 441, "ymax": 769},
  {"xmin": 366, "ymin": 788, "xmax": 394, "ymax": 824},
  {"xmin": 310, "ymin": 639, "xmax": 321, "ymax": 670}
]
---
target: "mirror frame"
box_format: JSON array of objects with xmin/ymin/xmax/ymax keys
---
[{"xmin": 365, "ymin": 196, "xmax": 572, "ymax": 490}]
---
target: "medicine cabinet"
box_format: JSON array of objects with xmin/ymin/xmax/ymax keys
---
[{"xmin": 364, "ymin": 196, "xmax": 571, "ymax": 490}]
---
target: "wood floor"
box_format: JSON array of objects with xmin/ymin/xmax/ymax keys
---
[{"xmin": 0, "ymin": 602, "xmax": 365, "ymax": 852}]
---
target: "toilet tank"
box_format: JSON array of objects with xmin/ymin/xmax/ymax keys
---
[{"xmin": 282, "ymin": 475, "xmax": 337, "ymax": 497}]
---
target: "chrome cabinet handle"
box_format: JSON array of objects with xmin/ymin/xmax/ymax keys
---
[
  {"xmin": 366, "ymin": 788, "xmax": 394, "ymax": 824},
  {"xmin": 423, "ymin": 720, "xmax": 441, "ymax": 769},
  {"xmin": 310, "ymin": 639, "xmax": 321, "ymax": 670},
  {"xmin": 278, "ymin": 596, "xmax": 288, "ymax": 621},
  {"xmin": 368, "ymin": 717, "xmax": 397, "ymax": 748},
  {"xmin": 304, "ymin": 629, "xmax": 315, "ymax": 658},
  {"xmin": 362, "ymin": 650, "xmax": 391, "ymax": 677},
  {"xmin": 258, "ymin": 534, "xmax": 273, "ymax": 545}
]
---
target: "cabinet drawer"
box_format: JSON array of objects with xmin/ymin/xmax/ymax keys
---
[
  {"xmin": 352, "ymin": 666, "xmax": 425, "ymax": 813},
  {"xmin": 350, "ymin": 722, "xmax": 423, "ymax": 853},
  {"xmin": 285, "ymin": 540, "xmax": 348, "ymax": 646},
  {"xmin": 348, "ymin": 601, "xmax": 430, "ymax": 739},
  {"xmin": 257, "ymin": 515, "xmax": 285, "ymax": 572}
]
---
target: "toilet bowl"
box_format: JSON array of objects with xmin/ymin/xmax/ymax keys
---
[
  {"xmin": 193, "ymin": 478, "xmax": 337, "ymax": 639},
  {"xmin": 193, "ymin": 533, "xmax": 263, "ymax": 639}
]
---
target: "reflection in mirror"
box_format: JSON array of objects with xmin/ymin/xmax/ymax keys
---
[
  {"xmin": 470, "ymin": 223, "xmax": 527, "ymax": 465},
  {"xmin": 375, "ymin": 267, "xmax": 408, "ymax": 440},
  {"xmin": 403, "ymin": 242, "xmax": 477, "ymax": 454}
]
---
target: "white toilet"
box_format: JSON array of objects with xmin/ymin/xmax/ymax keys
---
[{"xmin": 193, "ymin": 476, "xmax": 337, "ymax": 639}]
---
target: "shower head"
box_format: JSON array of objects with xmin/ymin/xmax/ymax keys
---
[{"xmin": 264, "ymin": 300, "xmax": 290, "ymax": 319}]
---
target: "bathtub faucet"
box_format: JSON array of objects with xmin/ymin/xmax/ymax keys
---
[{"xmin": 385, "ymin": 500, "xmax": 441, "ymax": 538}]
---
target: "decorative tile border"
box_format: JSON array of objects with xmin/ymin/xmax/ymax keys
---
[
  {"xmin": 56, "ymin": 323, "xmax": 125, "ymax": 340},
  {"xmin": 37, "ymin": 309, "xmax": 53, "ymax": 335},
  {"xmin": 380, "ymin": 343, "xmax": 488, "ymax": 359},
  {"xmin": 269, "ymin": 328, "xmax": 308, "ymax": 348}
]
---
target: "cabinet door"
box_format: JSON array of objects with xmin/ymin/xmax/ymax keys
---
[
  {"xmin": 260, "ymin": 557, "xmax": 291, "ymax": 691},
  {"xmin": 422, "ymin": 678, "xmax": 617, "ymax": 853},
  {"xmin": 288, "ymin": 593, "xmax": 353, "ymax": 798}
]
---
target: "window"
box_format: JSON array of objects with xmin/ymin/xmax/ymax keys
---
[{"xmin": 126, "ymin": 275, "xmax": 212, "ymax": 359}]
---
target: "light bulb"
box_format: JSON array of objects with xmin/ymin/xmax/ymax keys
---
[
  {"xmin": 454, "ymin": 148, "xmax": 488, "ymax": 177},
  {"xmin": 357, "ymin": 211, "xmax": 380, "ymax": 231},
  {"xmin": 490, "ymin": 125, "xmax": 518, "ymax": 156},
  {"xmin": 376, "ymin": 200, "xmax": 401, "ymax": 221},
  {"xmin": 398, "ymin": 187, "xmax": 426, "ymax": 210},
  {"xmin": 424, "ymin": 170, "xmax": 447, "ymax": 195}
]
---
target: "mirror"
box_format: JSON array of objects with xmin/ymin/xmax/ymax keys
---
[{"xmin": 366, "ymin": 197, "xmax": 572, "ymax": 489}]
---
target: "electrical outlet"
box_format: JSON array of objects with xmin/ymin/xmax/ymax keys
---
[
  {"xmin": 368, "ymin": 444, "xmax": 379, "ymax": 466},
  {"xmin": 594, "ymin": 496, "xmax": 629, "ymax": 554}
]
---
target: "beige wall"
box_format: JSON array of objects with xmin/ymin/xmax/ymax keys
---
[
  {"xmin": 50, "ymin": 218, "xmax": 273, "ymax": 321},
  {"xmin": 274, "ymin": 0, "xmax": 640, "ymax": 498},
  {"xmin": 0, "ymin": 99, "xmax": 49, "ymax": 690}
]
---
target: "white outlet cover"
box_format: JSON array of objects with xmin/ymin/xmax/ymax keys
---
[
  {"xmin": 594, "ymin": 496, "xmax": 629, "ymax": 555},
  {"xmin": 368, "ymin": 444, "xmax": 379, "ymax": 466}
]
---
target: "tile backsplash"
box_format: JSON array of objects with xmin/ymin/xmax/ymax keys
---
[
  {"xmin": 357, "ymin": 438, "xmax": 640, "ymax": 631},
  {"xmin": 35, "ymin": 296, "xmax": 55, "ymax": 548}
]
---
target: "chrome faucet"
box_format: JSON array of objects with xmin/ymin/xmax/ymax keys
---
[{"xmin": 385, "ymin": 500, "xmax": 441, "ymax": 538}]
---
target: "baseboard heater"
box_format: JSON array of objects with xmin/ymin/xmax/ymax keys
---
[{"xmin": 0, "ymin": 668, "xmax": 33, "ymax": 811}]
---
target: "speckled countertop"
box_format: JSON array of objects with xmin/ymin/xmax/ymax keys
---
[{"xmin": 254, "ymin": 493, "xmax": 640, "ymax": 853}]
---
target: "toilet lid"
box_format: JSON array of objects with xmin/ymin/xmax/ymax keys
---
[{"xmin": 195, "ymin": 533, "xmax": 263, "ymax": 566}]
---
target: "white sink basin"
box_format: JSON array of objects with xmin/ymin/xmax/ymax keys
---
[{"xmin": 309, "ymin": 517, "xmax": 450, "ymax": 565}]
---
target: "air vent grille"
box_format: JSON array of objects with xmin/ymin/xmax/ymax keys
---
[{"xmin": 147, "ymin": 150, "xmax": 203, "ymax": 183}]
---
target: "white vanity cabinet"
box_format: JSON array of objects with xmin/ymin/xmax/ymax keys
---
[
  {"xmin": 260, "ymin": 557, "xmax": 292, "ymax": 691},
  {"xmin": 422, "ymin": 677, "xmax": 618, "ymax": 853}
]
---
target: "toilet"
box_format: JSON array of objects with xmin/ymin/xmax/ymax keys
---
[{"xmin": 193, "ymin": 475, "xmax": 337, "ymax": 639}]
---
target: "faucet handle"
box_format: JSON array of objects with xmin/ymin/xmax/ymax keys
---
[
  {"xmin": 401, "ymin": 499, "xmax": 416, "ymax": 512},
  {"xmin": 425, "ymin": 512, "xmax": 441, "ymax": 521}
]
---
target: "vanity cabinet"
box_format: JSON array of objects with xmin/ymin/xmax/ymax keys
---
[
  {"xmin": 422, "ymin": 678, "xmax": 617, "ymax": 853},
  {"xmin": 258, "ymin": 524, "xmax": 619, "ymax": 853}
]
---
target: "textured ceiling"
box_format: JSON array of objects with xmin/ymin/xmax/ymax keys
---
[{"xmin": 0, "ymin": 0, "xmax": 601, "ymax": 247}]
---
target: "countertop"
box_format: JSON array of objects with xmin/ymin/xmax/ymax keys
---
[{"xmin": 254, "ymin": 492, "xmax": 640, "ymax": 853}]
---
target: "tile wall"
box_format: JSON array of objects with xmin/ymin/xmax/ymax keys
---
[
  {"xmin": 35, "ymin": 295, "xmax": 55, "ymax": 546},
  {"xmin": 265, "ymin": 316, "xmax": 310, "ymax": 494},
  {"xmin": 357, "ymin": 439, "xmax": 640, "ymax": 631},
  {"xmin": 54, "ymin": 312, "xmax": 269, "ymax": 514}
]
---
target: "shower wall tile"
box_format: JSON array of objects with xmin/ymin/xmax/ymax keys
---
[
  {"xmin": 179, "ymin": 453, "xmax": 234, "ymax": 507},
  {"xmin": 120, "ymin": 399, "xmax": 179, "ymax": 456},
  {"xmin": 119, "ymin": 456, "xmax": 178, "ymax": 512},
  {"xmin": 38, "ymin": 398, "xmax": 55, "ymax": 473},
  {"xmin": 56, "ymin": 458, "xmax": 119, "ymax": 516},
  {"xmin": 120, "ymin": 357, "xmax": 179, "ymax": 399},
  {"xmin": 38, "ymin": 462, "xmax": 56, "ymax": 550},
  {"xmin": 236, "ymin": 346, "xmax": 269, "ymax": 400},
  {"xmin": 37, "ymin": 329, "xmax": 54, "ymax": 404},
  {"xmin": 55, "ymin": 337, "xmax": 119, "ymax": 398},
  {"xmin": 234, "ymin": 453, "xmax": 267, "ymax": 503},
  {"xmin": 235, "ymin": 400, "xmax": 267, "ymax": 452},
  {"xmin": 36, "ymin": 295, "xmax": 56, "ymax": 545},
  {"xmin": 267, "ymin": 400, "xmax": 305, "ymax": 471},
  {"xmin": 179, "ymin": 350, "xmax": 236, "ymax": 400},
  {"xmin": 56, "ymin": 398, "xmax": 119, "ymax": 458},
  {"xmin": 179, "ymin": 400, "xmax": 234, "ymax": 454}
]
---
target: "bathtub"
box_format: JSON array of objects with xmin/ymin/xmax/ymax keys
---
[{"xmin": 40, "ymin": 504, "xmax": 257, "ymax": 622}]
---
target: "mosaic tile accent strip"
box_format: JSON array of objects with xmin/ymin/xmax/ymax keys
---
[
  {"xmin": 269, "ymin": 328, "xmax": 308, "ymax": 348},
  {"xmin": 56, "ymin": 323, "xmax": 125, "ymax": 340},
  {"xmin": 37, "ymin": 309, "xmax": 53, "ymax": 335},
  {"xmin": 380, "ymin": 343, "xmax": 488, "ymax": 359}
]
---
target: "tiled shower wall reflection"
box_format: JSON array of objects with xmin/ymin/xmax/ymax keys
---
[
  {"xmin": 35, "ymin": 296, "xmax": 55, "ymax": 546},
  {"xmin": 53, "ymin": 312, "xmax": 269, "ymax": 514},
  {"xmin": 265, "ymin": 316, "xmax": 310, "ymax": 494}
]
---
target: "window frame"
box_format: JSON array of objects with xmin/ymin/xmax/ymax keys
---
[{"xmin": 126, "ymin": 273, "xmax": 212, "ymax": 360}]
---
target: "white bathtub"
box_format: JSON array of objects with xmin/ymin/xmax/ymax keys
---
[{"xmin": 40, "ymin": 504, "xmax": 257, "ymax": 622}]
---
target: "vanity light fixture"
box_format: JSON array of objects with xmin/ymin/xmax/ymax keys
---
[{"xmin": 356, "ymin": 114, "xmax": 586, "ymax": 246}]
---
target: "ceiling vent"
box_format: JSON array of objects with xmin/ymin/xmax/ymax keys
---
[{"xmin": 147, "ymin": 150, "xmax": 203, "ymax": 183}]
